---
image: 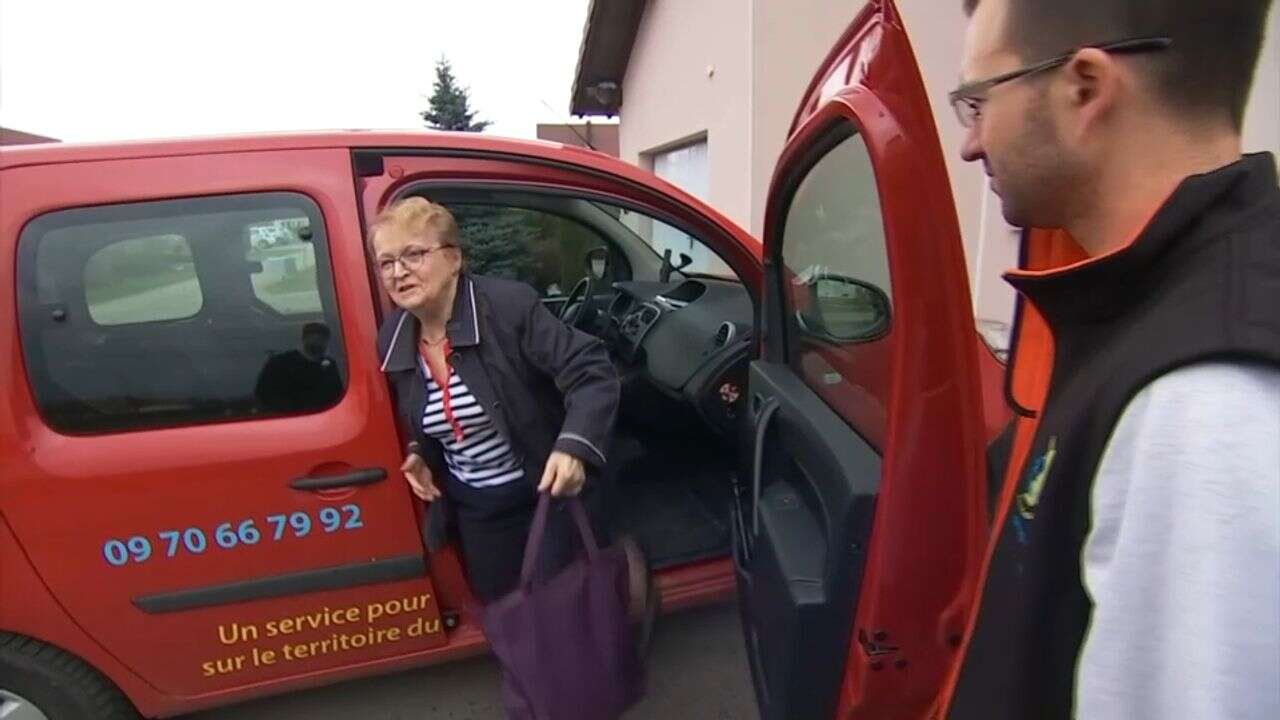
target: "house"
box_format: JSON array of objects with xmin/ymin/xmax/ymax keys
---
[
  {"xmin": 0, "ymin": 127, "xmax": 59, "ymax": 146},
  {"xmin": 536, "ymin": 122, "xmax": 620, "ymax": 156},
  {"xmin": 569, "ymin": 0, "xmax": 1280, "ymax": 330}
]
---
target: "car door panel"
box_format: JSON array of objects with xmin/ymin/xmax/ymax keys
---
[
  {"xmin": 734, "ymin": 361, "xmax": 878, "ymax": 719},
  {"xmin": 737, "ymin": 2, "xmax": 988, "ymax": 718},
  {"xmin": 1, "ymin": 149, "xmax": 446, "ymax": 697}
]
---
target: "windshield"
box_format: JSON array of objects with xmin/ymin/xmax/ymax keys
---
[{"xmin": 591, "ymin": 201, "xmax": 737, "ymax": 281}]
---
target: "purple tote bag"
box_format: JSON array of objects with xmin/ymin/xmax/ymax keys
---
[{"xmin": 481, "ymin": 495, "xmax": 644, "ymax": 720}]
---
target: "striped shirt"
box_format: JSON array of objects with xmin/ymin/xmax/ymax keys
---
[{"xmin": 419, "ymin": 358, "xmax": 524, "ymax": 489}]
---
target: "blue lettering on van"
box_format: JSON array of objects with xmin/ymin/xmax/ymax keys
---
[{"xmin": 100, "ymin": 503, "xmax": 365, "ymax": 567}]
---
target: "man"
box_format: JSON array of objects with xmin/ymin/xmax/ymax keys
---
[
  {"xmin": 946, "ymin": 1, "xmax": 1279, "ymax": 718},
  {"xmin": 254, "ymin": 322, "xmax": 343, "ymax": 413}
]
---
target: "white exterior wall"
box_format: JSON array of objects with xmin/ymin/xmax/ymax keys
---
[
  {"xmin": 619, "ymin": 0, "xmax": 1280, "ymax": 327},
  {"xmin": 1244, "ymin": 4, "xmax": 1280, "ymax": 160},
  {"xmin": 618, "ymin": 0, "xmax": 752, "ymax": 226},
  {"xmin": 747, "ymin": 1, "xmax": 860, "ymax": 236}
]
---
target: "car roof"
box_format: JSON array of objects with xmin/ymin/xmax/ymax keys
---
[
  {"xmin": 0, "ymin": 129, "xmax": 608, "ymax": 170},
  {"xmin": 0, "ymin": 129, "xmax": 759, "ymax": 257}
]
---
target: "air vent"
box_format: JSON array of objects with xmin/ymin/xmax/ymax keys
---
[{"xmin": 713, "ymin": 322, "xmax": 736, "ymax": 348}]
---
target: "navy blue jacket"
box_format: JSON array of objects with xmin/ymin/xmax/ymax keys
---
[{"xmin": 377, "ymin": 274, "xmax": 620, "ymax": 549}]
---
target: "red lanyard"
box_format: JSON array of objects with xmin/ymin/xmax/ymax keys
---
[{"xmin": 418, "ymin": 339, "xmax": 465, "ymax": 443}]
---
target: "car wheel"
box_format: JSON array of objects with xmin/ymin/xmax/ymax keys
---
[
  {"xmin": 619, "ymin": 535, "xmax": 660, "ymax": 662},
  {"xmin": 0, "ymin": 632, "xmax": 139, "ymax": 720}
]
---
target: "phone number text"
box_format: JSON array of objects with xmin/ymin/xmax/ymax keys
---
[{"xmin": 101, "ymin": 504, "xmax": 364, "ymax": 567}]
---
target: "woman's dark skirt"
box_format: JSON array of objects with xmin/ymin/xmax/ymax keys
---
[{"xmin": 445, "ymin": 471, "xmax": 613, "ymax": 604}]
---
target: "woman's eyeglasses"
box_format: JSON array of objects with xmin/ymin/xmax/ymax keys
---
[
  {"xmin": 949, "ymin": 37, "xmax": 1172, "ymax": 129},
  {"xmin": 377, "ymin": 245, "xmax": 456, "ymax": 278}
]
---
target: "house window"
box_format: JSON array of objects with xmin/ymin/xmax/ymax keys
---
[{"xmin": 647, "ymin": 138, "xmax": 729, "ymax": 276}]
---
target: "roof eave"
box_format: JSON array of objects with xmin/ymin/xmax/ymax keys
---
[{"xmin": 569, "ymin": 0, "xmax": 646, "ymax": 117}]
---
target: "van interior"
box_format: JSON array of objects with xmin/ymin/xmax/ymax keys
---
[{"xmin": 423, "ymin": 187, "xmax": 753, "ymax": 570}]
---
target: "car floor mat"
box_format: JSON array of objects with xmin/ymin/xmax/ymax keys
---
[{"xmin": 613, "ymin": 463, "xmax": 732, "ymax": 570}]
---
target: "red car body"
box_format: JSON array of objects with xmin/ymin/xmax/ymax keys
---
[{"xmin": 0, "ymin": 2, "xmax": 1008, "ymax": 717}]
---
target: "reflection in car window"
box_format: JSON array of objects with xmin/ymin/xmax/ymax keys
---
[
  {"xmin": 777, "ymin": 126, "xmax": 894, "ymax": 445},
  {"xmin": 781, "ymin": 129, "xmax": 892, "ymax": 345},
  {"xmin": 16, "ymin": 193, "xmax": 347, "ymax": 434},
  {"xmin": 782, "ymin": 131, "xmax": 891, "ymax": 308}
]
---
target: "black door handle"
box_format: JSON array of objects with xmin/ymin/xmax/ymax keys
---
[
  {"xmin": 751, "ymin": 398, "xmax": 781, "ymax": 537},
  {"xmin": 290, "ymin": 467, "xmax": 387, "ymax": 491}
]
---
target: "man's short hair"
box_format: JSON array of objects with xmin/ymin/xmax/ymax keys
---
[
  {"xmin": 302, "ymin": 322, "xmax": 331, "ymax": 340},
  {"xmin": 964, "ymin": 0, "xmax": 1273, "ymax": 129}
]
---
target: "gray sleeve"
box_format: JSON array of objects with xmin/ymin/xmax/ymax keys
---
[{"xmin": 1076, "ymin": 361, "xmax": 1280, "ymax": 720}]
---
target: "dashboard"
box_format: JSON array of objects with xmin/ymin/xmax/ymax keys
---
[{"xmin": 600, "ymin": 278, "xmax": 753, "ymax": 436}]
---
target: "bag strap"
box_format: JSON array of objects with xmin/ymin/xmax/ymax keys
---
[
  {"xmin": 567, "ymin": 495, "xmax": 600, "ymax": 557},
  {"xmin": 518, "ymin": 495, "xmax": 600, "ymax": 588},
  {"xmin": 519, "ymin": 495, "xmax": 553, "ymax": 587}
]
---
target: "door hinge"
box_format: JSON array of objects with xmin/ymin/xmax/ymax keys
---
[{"xmin": 858, "ymin": 628, "xmax": 906, "ymax": 671}]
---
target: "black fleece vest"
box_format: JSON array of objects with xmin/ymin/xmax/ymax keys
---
[{"xmin": 949, "ymin": 154, "xmax": 1280, "ymax": 719}]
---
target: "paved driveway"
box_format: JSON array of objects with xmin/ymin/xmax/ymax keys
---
[{"xmin": 184, "ymin": 602, "xmax": 759, "ymax": 720}]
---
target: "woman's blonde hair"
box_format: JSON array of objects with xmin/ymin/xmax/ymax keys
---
[{"xmin": 368, "ymin": 196, "xmax": 460, "ymax": 249}]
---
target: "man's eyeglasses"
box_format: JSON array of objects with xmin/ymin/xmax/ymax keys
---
[
  {"xmin": 377, "ymin": 245, "xmax": 456, "ymax": 278},
  {"xmin": 949, "ymin": 37, "xmax": 1172, "ymax": 129}
]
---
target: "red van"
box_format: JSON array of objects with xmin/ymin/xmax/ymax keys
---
[{"xmin": 0, "ymin": 2, "xmax": 1008, "ymax": 718}]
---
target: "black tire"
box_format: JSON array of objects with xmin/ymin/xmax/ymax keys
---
[
  {"xmin": 618, "ymin": 535, "xmax": 661, "ymax": 662},
  {"xmin": 0, "ymin": 632, "xmax": 139, "ymax": 720}
]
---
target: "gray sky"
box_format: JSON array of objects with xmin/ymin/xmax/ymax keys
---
[{"xmin": 0, "ymin": 0, "xmax": 605, "ymax": 142}]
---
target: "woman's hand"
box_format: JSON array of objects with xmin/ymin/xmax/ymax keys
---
[
  {"xmin": 538, "ymin": 451, "xmax": 586, "ymax": 497},
  {"xmin": 401, "ymin": 453, "xmax": 441, "ymax": 502}
]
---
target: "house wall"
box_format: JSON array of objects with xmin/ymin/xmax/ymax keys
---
[
  {"xmin": 618, "ymin": 0, "xmax": 1280, "ymax": 327},
  {"xmin": 618, "ymin": 0, "xmax": 752, "ymax": 224},
  {"xmin": 747, "ymin": 0, "xmax": 858, "ymax": 235},
  {"xmin": 535, "ymin": 123, "xmax": 621, "ymax": 157},
  {"xmin": 1244, "ymin": 4, "xmax": 1280, "ymax": 160}
]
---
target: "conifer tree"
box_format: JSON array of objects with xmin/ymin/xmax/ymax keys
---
[{"xmin": 421, "ymin": 57, "xmax": 491, "ymax": 132}]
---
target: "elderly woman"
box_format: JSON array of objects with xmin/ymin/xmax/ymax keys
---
[{"xmin": 371, "ymin": 196, "xmax": 620, "ymax": 603}]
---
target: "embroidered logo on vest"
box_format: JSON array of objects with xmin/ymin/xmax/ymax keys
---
[
  {"xmin": 1011, "ymin": 436, "xmax": 1057, "ymax": 548},
  {"xmin": 1017, "ymin": 435, "xmax": 1057, "ymax": 521}
]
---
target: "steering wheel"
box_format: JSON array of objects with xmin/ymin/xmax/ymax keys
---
[{"xmin": 558, "ymin": 275, "xmax": 599, "ymax": 330}]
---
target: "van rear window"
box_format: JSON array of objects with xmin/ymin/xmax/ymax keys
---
[{"xmin": 16, "ymin": 192, "xmax": 348, "ymax": 434}]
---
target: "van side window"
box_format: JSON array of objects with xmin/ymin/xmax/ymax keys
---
[
  {"xmin": 780, "ymin": 129, "xmax": 892, "ymax": 340},
  {"xmin": 776, "ymin": 127, "xmax": 894, "ymax": 446},
  {"xmin": 16, "ymin": 192, "xmax": 347, "ymax": 434}
]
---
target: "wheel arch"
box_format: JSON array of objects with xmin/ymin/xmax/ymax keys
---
[{"xmin": 0, "ymin": 512, "xmax": 169, "ymax": 717}]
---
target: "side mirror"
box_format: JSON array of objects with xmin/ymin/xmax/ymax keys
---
[{"xmin": 794, "ymin": 273, "xmax": 890, "ymax": 342}]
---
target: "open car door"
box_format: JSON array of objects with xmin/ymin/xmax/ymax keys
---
[{"xmin": 733, "ymin": 1, "xmax": 989, "ymax": 718}]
